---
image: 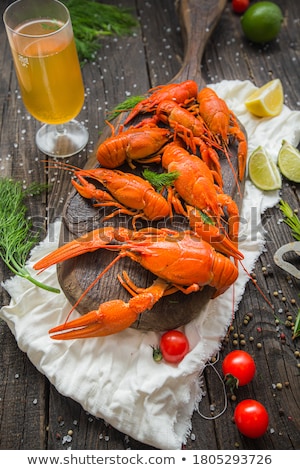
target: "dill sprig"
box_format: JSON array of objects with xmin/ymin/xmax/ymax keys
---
[
  {"xmin": 293, "ymin": 307, "xmax": 300, "ymax": 340},
  {"xmin": 279, "ymin": 200, "xmax": 300, "ymax": 241},
  {"xmin": 107, "ymin": 95, "xmax": 145, "ymax": 121},
  {"xmin": 142, "ymin": 169, "xmax": 180, "ymax": 191},
  {"xmin": 62, "ymin": 0, "xmax": 138, "ymax": 62},
  {"xmin": 0, "ymin": 178, "xmax": 60, "ymax": 293},
  {"xmin": 279, "ymin": 200, "xmax": 300, "ymax": 340}
]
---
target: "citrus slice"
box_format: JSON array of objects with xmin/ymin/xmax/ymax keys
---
[
  {"xmin": 248, "ymin": 146, "xmax": 282, "ymax": 190},
  {"xmin": 245, "ymin": 79, "xmax": 283, "ymax": 117},
  {"xmin": 278, "ymin": 140, "xmax": 300, "ymax": 183}
]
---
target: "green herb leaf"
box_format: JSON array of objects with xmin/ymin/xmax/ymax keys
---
[
  {"xmin": 193, "ymin": 208, "xmax": 214, "ymax": 225},
  {"xmin": 293, "ymin": 309, "xmax": 300, "ymax": 340},
  {"xmin": 279, "ymin": 200, "xmax": 300, "ymax": 241},
  {"xmin": 107, "ymin": 96, "xmax": 145, "ymax": 121},
  {"xmin": 62, "ymin": 0, "xmax": 138, "ymax": 62},
  {"xmin": 0, "ymin": 178, "xmax": 60, "ymax": 293},
  {"xmin": 142, "ymin": 169, "xmax": 180, "ymax": 191}
]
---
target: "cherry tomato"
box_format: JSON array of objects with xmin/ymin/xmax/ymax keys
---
[
  {"xmin": 232, "ymin": 0, "xmax": 249, "ymax": 14},
  {"xmin": 222, "ymin": 350, "xmax": 256, "ymax": 390},
  {"xmin": 159, "ymin": 330, "xmax": 189, "ymax": 363},
  {"xmin": 234, "ymin": 399, "xmax": 269, "ymax": 438}
]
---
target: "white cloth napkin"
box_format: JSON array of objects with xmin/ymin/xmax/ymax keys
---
[{"xmin": 1, "ymin": 80, "xmax": 300, "ymax": 450}]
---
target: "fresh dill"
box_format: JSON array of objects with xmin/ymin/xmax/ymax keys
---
[
  {"xmin": 107, "ymin": 96, "xmax": 145, "ymax": 121},
  {"xmin": 62, "ymin": 0, "xmax": 138, "ymax": 62},
  {"xmin": 279, "ymin": 199, "xmax": 300, "ymax": 241},
  {"xmin": 293, "ymin": 307, "xmax": 300, "ymax": 340},
  {"xmin": 279, "ymin": 200, "xmax": 300, "ymax": 340},
  {"xmin": 0, "ymin": 178, "xmax": 60, "ymax": 293},
  {"xmin": 193, "ymin": 208, "xmax": 214, "ymax": 225},
  {"xmin": 142, "ymin": 169, "xmax": 180, "ymax": 192}
]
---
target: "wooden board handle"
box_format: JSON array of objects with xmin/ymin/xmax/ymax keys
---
[{"xmin": 172, "ymin": 0, "xmax": 227, "ymax": 84}]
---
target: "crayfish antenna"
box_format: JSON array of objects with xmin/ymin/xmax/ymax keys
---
[
  {"xmin": 239, "ymin": 260, "xmax": 274, "ymax": 311},
  {"xmin": 41, "ymin": 159, "xmax": 82, "ymax": 173}
]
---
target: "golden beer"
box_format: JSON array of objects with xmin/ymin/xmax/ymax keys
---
[{"xmin": 10, "ymin": 19, "xmax": 84, "ymax": 124}]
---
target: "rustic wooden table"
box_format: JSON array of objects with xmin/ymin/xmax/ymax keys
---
[{"xmin": 0, "ymin": 0, "xmax": 299, "ymax": 451}]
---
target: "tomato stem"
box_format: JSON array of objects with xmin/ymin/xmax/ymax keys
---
[
  {"xmin": 224, "ymin": 373, "xmax": 239, "ymax": 394},
  {"xmin": 151, "ymin": 345, "xmax": 163, "ymax": 363}
]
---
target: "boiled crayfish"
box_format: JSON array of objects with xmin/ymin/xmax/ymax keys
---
[
  {"xmin": 196, "ymin": 87, "xmax": 247, "ymax": 181},
  {"xmin": 47, "ymin": 162, "xmax": 171, "ymax": 227},
  {"xmin": 37, "ymin": 80, "xmax": 247, "ymax": 339},
  {"xmin": 96, "ymin": 124, "xmax": 171, "ymax": 169},
  {"xmin": 162, "ymin": 140, "xmax": 242, "ymax": 260},
  {"xmin": 33, "ymin": 227, "xmax": 238, "ymax": 339},
  {"xmin": 123, "ymin": 79, "xmax": 198, "ymax": 125}
]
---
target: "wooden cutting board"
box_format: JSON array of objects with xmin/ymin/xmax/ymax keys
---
[{"xmin": 57, "ymin": 0, "xmax": 246, "ymax": 331}]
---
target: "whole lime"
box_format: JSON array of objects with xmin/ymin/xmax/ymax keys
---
[{"xmin": 241, "ymin": 1, "xmax": 283, "ymax": 43}]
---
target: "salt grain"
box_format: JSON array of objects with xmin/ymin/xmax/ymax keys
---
[{"xmin": 62, "ymin": 434, "xmax": 72, "ymax": 444}]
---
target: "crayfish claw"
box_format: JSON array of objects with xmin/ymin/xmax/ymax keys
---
[
  {"xmin": 49, "ymin": 299, "xmax": 140, "ymax": 339},
  {"xmin": 49, "ymin": 278, "xmax": 171, "ymax": 340},
  {"xmin": 33, "ymin": 227, "xmax": 133, "ymax": 271}
]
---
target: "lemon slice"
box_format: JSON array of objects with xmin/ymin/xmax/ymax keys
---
[
  {"xmin": 248, "ymin": 146, "xmax": 282, "ymax": 190},
  {"xmin": 245, "ymin": 79, "xmax": 284, "ymax": 117},
  {"xmin": 278, "ymin": 140, "xmax": 300, "ymax": 183}
]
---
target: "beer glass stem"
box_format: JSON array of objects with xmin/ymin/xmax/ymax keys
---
[
  {"xmin": 35, "ymin": 120, "xmax": 89, "ymax": 158},
  {"xmin": 56, "ymin": 124, "xmax": 66, "ymax": 135}
]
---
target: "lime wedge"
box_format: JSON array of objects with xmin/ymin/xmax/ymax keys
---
[
  {"xmin": 245, "ymin": 79, "xmax": 283, "ymax": 117},
  {"xmin": 278, "ymin": 140, "xmax": 300, "ymax": 183},
  {"xmin": 248, "ymin": 146, "xmax": 282, "ymax": 190}
]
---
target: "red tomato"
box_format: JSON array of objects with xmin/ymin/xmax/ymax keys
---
[
  {"xmin": 159, "ymin": 330, "xmax": 189, "ymax": 363},
  {"xmin": 222, "ymin": 350, "xmax": 256, "ymax": 388},
  {"xmin": 234, "ymin": 399, "xmax": 269, "ymax": 438},
  {"xmin": 232, "ymin": 0, "xmax": 249, "ymax": 14}
]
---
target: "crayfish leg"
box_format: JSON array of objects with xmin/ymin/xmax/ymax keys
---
[{"xmin": 118, "ymin": 271, "xmax": 178, "ymax": 297}]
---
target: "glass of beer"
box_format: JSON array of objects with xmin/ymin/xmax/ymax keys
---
[{"xmin": 3, "ymin": 0, "xmax": 89, "ymax": 158}]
